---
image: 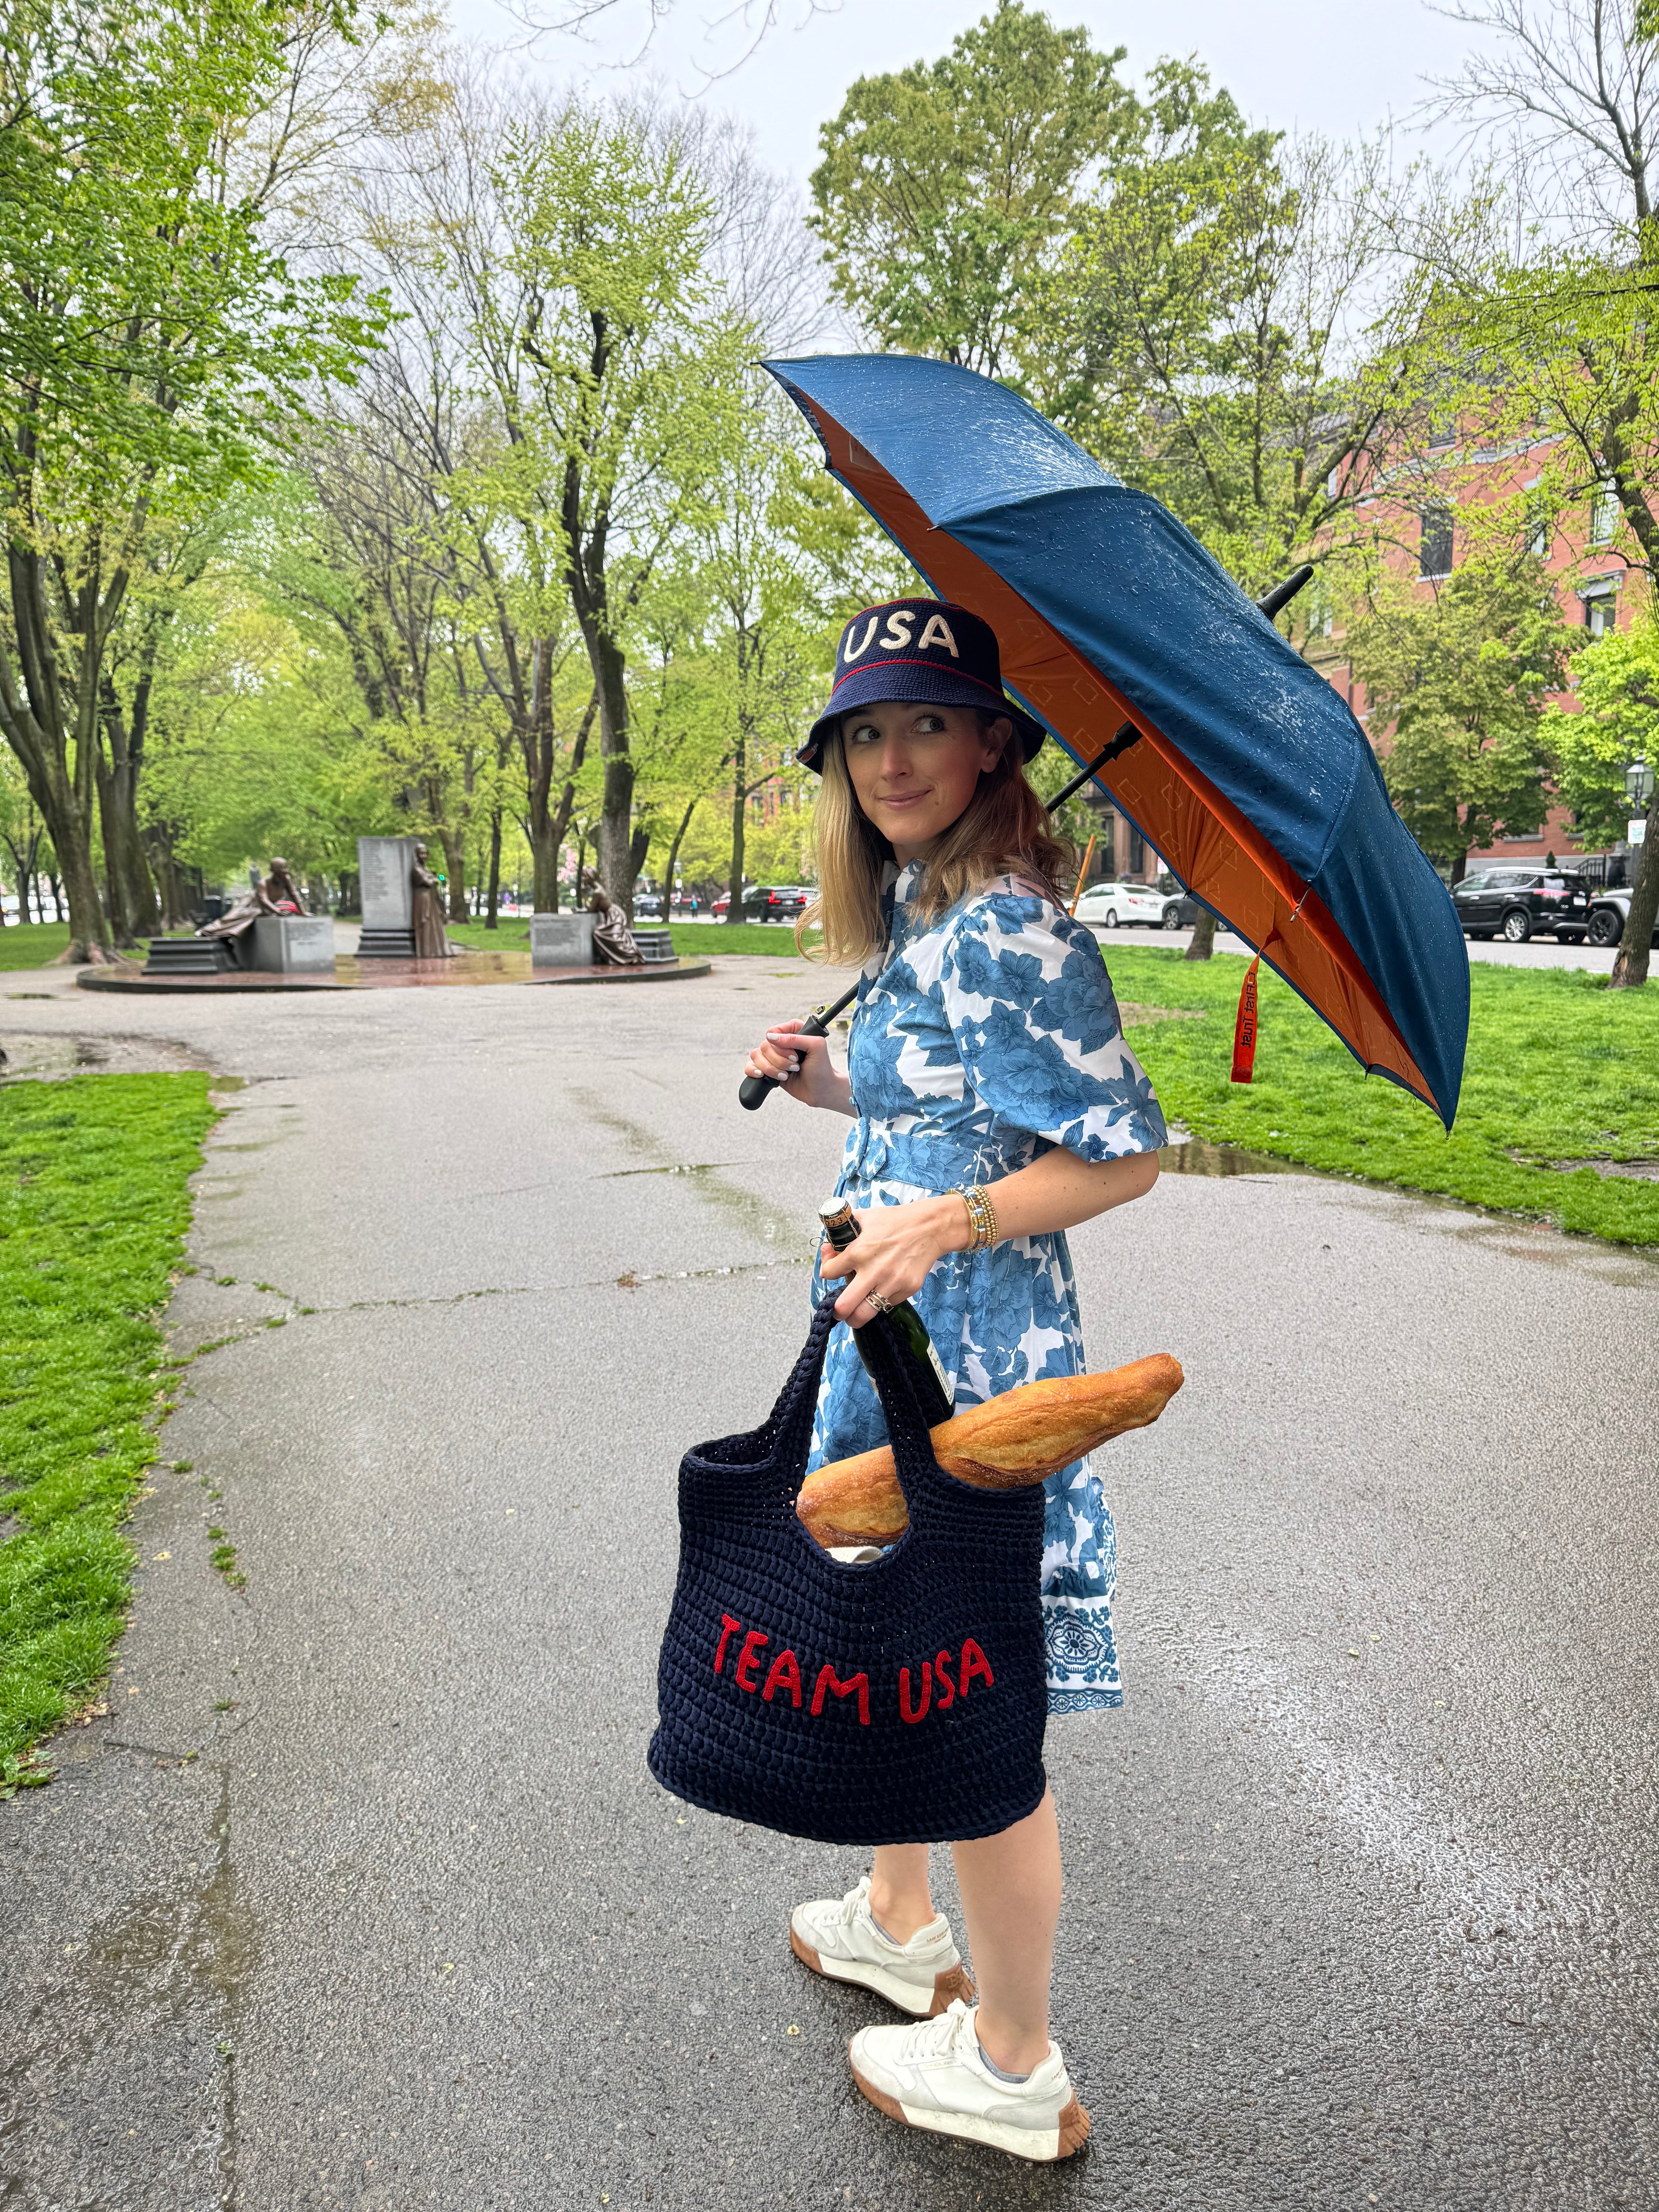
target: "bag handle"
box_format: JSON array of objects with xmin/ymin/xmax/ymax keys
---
[{"xmin": 761, "ymin": 1300, "xmax": 839, "ymax": 1484}]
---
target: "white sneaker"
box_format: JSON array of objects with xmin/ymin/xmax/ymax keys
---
[
  {"xmin": 848, "ymin": 1999, "xmax": 1091, "ymax": 2163},
  {"xmin": 790, "ymin": 1876, "xmax": 974, "ymax": 2017}
]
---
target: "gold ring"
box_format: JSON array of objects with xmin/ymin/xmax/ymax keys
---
[{"xmin": 866, "ymin": 1291, "xmax": 892, "ymax": 1315}]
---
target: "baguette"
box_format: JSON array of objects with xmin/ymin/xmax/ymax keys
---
[{"xmin": 798, "ymin": 1354, "xmax": 1183, "ymax": 1550}]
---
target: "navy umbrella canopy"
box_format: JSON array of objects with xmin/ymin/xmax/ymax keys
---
[{"xmin": 764, "ymin": 353, "xmax": 1468, "ymax": 1129}]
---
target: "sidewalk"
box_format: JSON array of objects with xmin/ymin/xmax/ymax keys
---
[{"xmin": 2, "ymin": 967, "xmax": 1655, "ymax": 2208}]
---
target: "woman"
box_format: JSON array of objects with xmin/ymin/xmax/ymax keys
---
[
  {"xmin": 744, "ymin": 597, "xmax": 1165, "ymax": 2164},
  {"xmin": 587, "ymin": 880, "xmax": 645, "ymax": 967},
  {"xmin": 263, "ymin": 858, "xmax": 306, "ymax": 916},
  {"xmin": 196, "ymin": 868, "xmax": 277, "ymax": 966},
  {"xmin": 410, "ymin": 842, "xmax": 457, "ymax": 960}
]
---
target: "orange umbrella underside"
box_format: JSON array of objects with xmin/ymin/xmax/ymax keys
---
[{"xmin": 816, "ymin": 411, "xmax": 1434, "ymax": 1112}]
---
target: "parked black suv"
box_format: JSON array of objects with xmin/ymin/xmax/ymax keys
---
[
  {"xmin": 1451, "ymin": 867, "xmax": 1590, "ymax": 944},
  {"xmin": 745, "ymin": 884, "xmax": 811, "ymax": 922}
]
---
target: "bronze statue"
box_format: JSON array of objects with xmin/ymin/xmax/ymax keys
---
[
  {"xmin": 411, "ymin": 841, "xmax": 458, "ymax": 959},
  {"xmin": 196, "ymin": 869, "xmax": 278, "ymax": 966},
  {"xmin": 587, "ymin": 879, "xmax": 644, "ymax": 968},
  {"xmin": 264, "ymin": 858, "xmax": 306, "ymax": 915}
]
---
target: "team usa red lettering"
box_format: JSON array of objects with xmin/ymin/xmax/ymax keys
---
[{"xmin": 712, "ymin": 1610, "xmax": 993, "ymax": 1727}]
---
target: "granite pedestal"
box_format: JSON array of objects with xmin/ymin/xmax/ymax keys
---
[
  {"xmin": 252, "ymin": 915, "xmax": 335, "ymax": 973},
  {"xmin": 530, "ymin": 912, "xmax": 596, "ymax": 968}
]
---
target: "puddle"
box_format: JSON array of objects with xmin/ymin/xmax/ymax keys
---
[
  {"xmin": 0, "ymin": 1033, "xmax": 109, "ymax": 1077},
  {"xmin": 569, "ymin": 1087, "xmax": 807, "ymax": 1252},
  {"xmin": 0, "ymin": 1030, "xmax": 206, "ymax": 1078},
  {"xmin": 1157, "ymin": 1138, "xmax": 1301, "ymax": 1178}
]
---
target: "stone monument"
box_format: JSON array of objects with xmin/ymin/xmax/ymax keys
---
[
  {"xmin": 252, "ymin": 914, "xmax": 335, "ymax": 973},
  {"xmin": 530, "ymin": 911, "xmax": 597, "ymax": 967},
  {"xmin": 356, "ymin": 836, "xmax": 418, "ymax": 957}
]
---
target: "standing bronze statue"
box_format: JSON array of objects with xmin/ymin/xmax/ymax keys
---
[
  {"xmin": 587, "ymin": 880, "xmax": 644, "ymax": 967},
  {"xmin": 411, "ymin": 842, "xmax": 459, "ymax": 959}
]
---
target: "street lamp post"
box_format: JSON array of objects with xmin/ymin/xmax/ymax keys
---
[{"xmin": 1628, "ymin": 757, "xmax": 1655, "ymax": 849}]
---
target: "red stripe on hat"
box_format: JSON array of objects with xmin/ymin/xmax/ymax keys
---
[{"xmin": 828, "ymin": 656, "xmax": 1007, "ymax": 699}]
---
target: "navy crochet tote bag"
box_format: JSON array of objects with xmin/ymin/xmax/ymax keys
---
[{"xmin": 648, "ymin": 1302, "xmax": 1049, "ymax": 1846}]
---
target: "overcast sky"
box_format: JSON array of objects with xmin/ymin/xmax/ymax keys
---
[{"xmin": 447, "ymin": 0, "xmax": 1492, "ymax": 178}]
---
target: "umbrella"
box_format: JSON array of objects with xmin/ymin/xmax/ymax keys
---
[{"xmin": 763, "ymin": 353, "xmax": 1468, "ymax": 1128}]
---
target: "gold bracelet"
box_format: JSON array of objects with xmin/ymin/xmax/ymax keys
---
[{"xmin": 958, "ymin": 1184, "xmax": 997, "ymax": 1252}]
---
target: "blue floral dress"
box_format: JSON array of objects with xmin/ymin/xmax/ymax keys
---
[{"xmin": 807, "ymin": 861, "xmax": 1168, "ymax": 1716}]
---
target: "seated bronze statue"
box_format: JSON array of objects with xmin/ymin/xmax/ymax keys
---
[{"xmin": 588, "ymin": 880, "xmax": 644, "ymax": 967}]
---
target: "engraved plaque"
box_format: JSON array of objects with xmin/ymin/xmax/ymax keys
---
[{"xmin": 357, "ymin": 838, "xmax": 415, "ymax": 931}]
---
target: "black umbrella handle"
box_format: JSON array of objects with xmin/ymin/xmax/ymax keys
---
[{"xmin": 738, "ymin": 982, "xmax": 860, "ymax": 1111}]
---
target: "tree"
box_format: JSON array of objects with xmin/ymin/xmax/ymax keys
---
[
  {"xmin": 1408, "ymin": 0, "xmax": 1658, "ymax": 978},
  {"xmin": 1345, "ymin": 553, "xmax": 1575, "ymax": 877},
  {"xmin": 372, "ymin": 69, "xmax": 755, "ymax": 913},
  {"xmin": 684, "ymin": 385, "xmax": 834, "ymax": 925},
  {"xmin": 0, "ymin": 0, "xmax": 389, "ymax": 957},
  {"xmin": 810, "ymin": 0, "xmax": 1135, "ymax": 378},
  {"xmin": 1543, "ymin": 616, "xmax": 1659, "ymax": 985},
  {"xmin": 1042, "ymin": 89, "xmax": 1417, "ymax": 600}
]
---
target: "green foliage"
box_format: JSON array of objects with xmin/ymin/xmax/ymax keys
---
[
  {"xmin": 1545, "ymin": 619, "xmax": 1659, "ymax": 852},
  {"xmin": 810, "ymin": 0, "xmax": 1134, "ymax": 379},
  {"xmin": 1101, "ymin": 947, "xmax": 1659, "ymax": 1244},
  {"xmin": 1399, "ymin": 2, "xmax": 1659, "ymax": 587},
  {"xmin": 812, "ymin": 15, "xmax": 1421, "ymax": 607},
  {"xmin": 0, "ymin": 0, "xmax": 394, "ymax": 954},
  {"xmin": 1345, "ymin": 554, "xmax": 1575, "ymax": 870},
  {"xmin": 1045, "ymin": 99, "xmax": 1406, "ymax": 597},
  {"xmin": 0, "ymin": 1074, "xmax": 215, "ymax": 1772},
  {"xmin": 0, "ymin": 0, "xmax": 384, "ymax": 485}
]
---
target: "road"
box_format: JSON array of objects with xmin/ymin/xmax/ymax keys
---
[{"xmin": 2, "ymin": 958, "xmax": 1656, "ymax": 2211}]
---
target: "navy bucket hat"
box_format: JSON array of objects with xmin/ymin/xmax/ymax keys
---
[{"xmin": 800, "ymin": 596, "xmax": 1048, "ymax": 771}]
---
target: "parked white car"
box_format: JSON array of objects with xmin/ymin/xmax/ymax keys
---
[{"xmin": 1072, "ymin": 880, "xmax": 1171, "ymax": 929}]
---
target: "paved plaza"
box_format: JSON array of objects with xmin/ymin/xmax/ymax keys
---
[{"xmin": 1, "ymin": 957, "xmax": 1655, "ymax": 2209}]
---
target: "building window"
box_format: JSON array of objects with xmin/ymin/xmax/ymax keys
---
[
  {"xmin": 1427, "ymin": 412, "xmax": 1456, "ymax": 451},
  {"xmin": 1590, "ymin": 479, "xmax": 1620, "ymax": 543},
  {"xmin": 1525, "ymin": 503, "xmax": 1551, "ymax": 559},
  {"xmin": 1585, "ymin": 588, "xmax": 1617, "ymax": 639},
  {"xmin": 1128, "ymin": 825, "xmax": 1145, "ymax": 874},
  {"xmin": 1419, "ymin": 505, "xmax": 1454, "ymax": 580}
]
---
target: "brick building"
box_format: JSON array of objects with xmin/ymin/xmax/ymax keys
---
[
  {"xmin": 1304, "ymin": 423, "xmax": 1637, "ymax": 877},
  {"xmin": 1072, "ymin": 421, "xmax": 1640, "ymax": 893}
]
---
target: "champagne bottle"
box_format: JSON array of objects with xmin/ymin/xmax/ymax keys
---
[{"xmin": 818, "ymin": 1196, "xmax": 955, "ymax": 1430}]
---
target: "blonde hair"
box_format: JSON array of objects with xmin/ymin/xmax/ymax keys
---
[{"xmin": 800, "ymin": 715, "xmax": 1074, "ymax": 965}]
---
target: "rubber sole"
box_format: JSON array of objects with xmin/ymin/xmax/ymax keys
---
[
  {"xmin": 850, "ymin": 2055, "xmax": 1091, "ymax": 2162},
  {"xmin": 789, "ymin": 1926, "xmax": 974, "ymax": 2017}
]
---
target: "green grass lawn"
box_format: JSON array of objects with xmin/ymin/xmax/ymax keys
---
[
  {"xmin": 1100, "ymin": 947, "xmax": 1659, "ymax": 1246},
  {"xmin": 0, "ymin": 1073, "xmax": 215, "ymax": 1786},
  {"xmin": 0, "ymin": 922, "xmax": 71, "ymax": 969},
  {"xmin": 443, "ymin": 916, "xmax": 823, "ymax": 960}
]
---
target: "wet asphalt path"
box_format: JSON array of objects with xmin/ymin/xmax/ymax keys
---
[{"xmin": 1, "ymin": 959, "xmax": 1656, "ymax": 2212}]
